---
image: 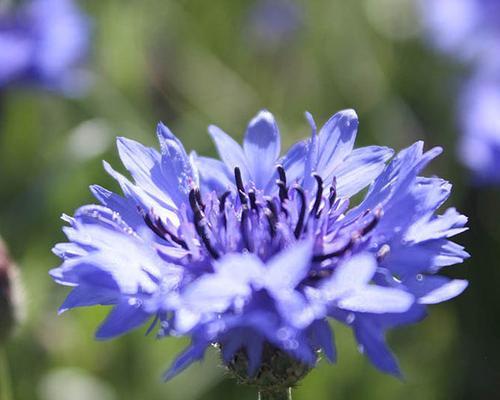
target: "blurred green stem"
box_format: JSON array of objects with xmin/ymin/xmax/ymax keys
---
[
  {"xmin": 258, "ymin": 388, "xmax": 292, "ymax": 400},
  {"xmin": 0, "ymin": 347, "xmax": 13, "ymax": 400}
]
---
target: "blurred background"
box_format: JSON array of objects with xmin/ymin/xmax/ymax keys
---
[{"xmin": 0, "ymin": 0, "xmax": 498, "ymax": 399}]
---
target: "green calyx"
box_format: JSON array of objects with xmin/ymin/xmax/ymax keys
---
[{"xmin": 224, "ymin": 343, "xmax": 314, "ymax": 395}]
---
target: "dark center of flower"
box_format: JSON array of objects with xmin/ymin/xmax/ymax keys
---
[{"xmin": 140, "ymin": 165, "xmax": 384, "ymax": 271}]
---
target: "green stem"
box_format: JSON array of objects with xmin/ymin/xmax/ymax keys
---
[
  {"xmin": 0, "ymin": 347, "xmax": 13, "ymax": 400},
  {"xmin": 258, "ymin": 387, "xmax": 292, "ymax": 400}
]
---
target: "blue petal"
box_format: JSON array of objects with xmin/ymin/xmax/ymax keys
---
[
  {"xmin": 194, "ymin": 155, "xmax": 234, "ymax": 194},
  {"xmin": 53, "ymin": 205, "xmax": 166, "ymax": 294},
  {"xmin": 278, "ymin": 140, "xmax": 308, "ymax": 185},
  {"xmin": 95, "ymin": 300, "xmax": 152, "ymax": 340},
  {"xmin": 337, "ymin": 287, "xmax": 414, "ymax": 314},
  {"xmin": 52, "ymin": 242, "xmax": 87, "ymax": 259},
  {"xmin": 322, "ymin": 253, "xmax": 377, "ymax": 294},
  {"xmin": 50, "ymin": 261, "xmax": 119, "ymax": 289},
  {"xmin": 116, "ymin": 137, "xmax": 164, "ymax": 198},
  {"xmin": 334, "ymin": 146, "xmax": 394, "ymax": 197},
  {"xmin": 156, "ymin": 123, "xmax": 197, "ymax": 204},
  {"xmin": 182, "ymin": 253, "xmax": 263, "ymax": 314},
  {"xmin": 243, "ymin": 110, "xmax": 281, "ymax": 189},
  {"xmin": 351, "ymin": 142, "xmax": 443, "ymax": 220},
  {"xmin": 265, "ymin": 239, "xmax": 313, "ymax": 291},
  {"xmin": 208, "ymin": 124, "xmax": 251, "ymax": 181},
  {"xmin": 304, "ymin": 111, "xmax": 317, "ymax": 136},
  {"xmin": 315, "ymin": 109, "xmax": 359, "ymax": 181},
  {"xmin": 303, "ymin": 123, "xmax": 319, "ymax": 192},
  {"xmin": 245, "ymin": 335, "xmax": 264, "ymax": 376},
  {"xmin": 353, "ymin": 319, "xmax": 402, "ymax": 377},
  {"xmin": 103, "ymin": 160, "xmax": 180, "ymax": 226},
  {"xmin": 404, "ymin": 275, "xmax": 468, "ymax": 304},
  {"xmin": 274, "ymin": 291, "xmax": 313, "ymax": 329},
  {"xmin": 406, "ymin": 207, "xmax": 468, "ymax": 242},
  {"xmin": 220, "ymin": 329, "xmax": 247, "ymax": 363},
  {"xmin": 90, "ymin": 185, "xmax": 144, "ymax": 229},
  {"xmin": 163, "ymin": 341, "xmax": 208, "ymax": 381},
  {"xmin": 308, "ymin": 320, "xmax": 336, "ymax": 363},
  {"xmin": 59, "ymin": 285, "xmax": 117, "ymax": 314},
  {"xmin": 383, "ymin": 240, "xmax": 469, "ymax": 278}
]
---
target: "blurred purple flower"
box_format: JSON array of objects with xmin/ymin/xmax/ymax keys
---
[
  {"xmin": 420, "ymin": 0, "xmax": 500, "ymax": 183},
  {"xmin": 50, "ymin": 110, "xmax": 468, "ymax": 383},
  {"xmin": 420, "ymin": 0, "xmax": 500, "ymax": 62},
  {"xmin": 245, "ymin": 0, "xmax": 302, "ymax": 51},
  {"xmin": 459, "ymin": 62, "xmax": 500, "ymax": 183},
  {"xmin": 0, "ymin": 0, "xmax": 90, "ymax": 95}
]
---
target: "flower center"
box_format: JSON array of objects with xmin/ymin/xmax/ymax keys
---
[{"xmin": 141, "ymin": 165, "xmax": 383, "ymax": 267}]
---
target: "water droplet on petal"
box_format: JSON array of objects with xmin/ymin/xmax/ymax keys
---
[
  {"xmin": 128, "ymin": 297, "xmax": 139, "ymax": 306},
  {"xmin": 346, "ymin": 313, "xmax": 356, "ymax": 324},
  {"xmin": 416, "ymin": 274, "xmax": 424, "ymax": 282},
  {"xmin": 160, "ymin": 320, "xmax": 169, "ymax": 329},
  {"xmin": 277, "ymin": 327, "xmax": 292, "ymax": 341},
  {"xmin": 357, "ymin": 344, "xmax": 365, "ymax": 354}
]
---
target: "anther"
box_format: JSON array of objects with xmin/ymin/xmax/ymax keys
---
[
  {"xmin": 376, "ymin": 244, "xmax": 390, "ymax": 262},
  {"xmin": 189, "ymin": 189, "xmax": 220, "ymax": 259},
  {"xmin": 265, "ymin": 198, "xmax": 279, "ymax": 238},
  {"xmin": 277, "ymin": 164, "xmax": 287, "ymax": 186},
  {"xmin": 155, "ymin": 217, "xmax": 188, "ymax": 249},
  {"xmin": 143, "ymin": 213, "xmax": 165, "ymax": 239},
  {"xmin": 360, "ymin": 207, "xmax": 382, "ymax": 236},
  {"xmin": 276, "ymin": 180, "xmax": 288, "ymax": 203},
  {"xmin": 194, "ymin": 189, "xmax": 206, "ymax": 212},
  {"xmin": 292, "ymin": 185, "xmax": 307, "ymax": 239},
  {"xmin": 219, "ymin": 191, "xmax": 231, "ymax": 213},
  {"xmin": 219, "ymin": 191, "xmax": 231, "ymax": 229},
  {"xmin": 248, "ymin": 190, "xmax": 258, "ymax": 211},
  {"xmin": 234, "ymin": 167, "xmax": 248, "ymax": 206},
  {"xmin": 139, "ymin": 207, "xmax": 188, "ymax": 249},
  {"xmin": 276, "ymin": 165, "xmax": 288, "ymax": 202},
  {"xmin": 312, "ymin": 237, "xmax": 355, "ymax": 262},
  {"xmin": 311, "ymin": 173, "xmax": 323, "ymax": 218}
]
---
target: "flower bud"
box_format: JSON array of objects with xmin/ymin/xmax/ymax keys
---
[{"xmin": 0, "ymin": 239, "xmax": 23, "ymax": 343}]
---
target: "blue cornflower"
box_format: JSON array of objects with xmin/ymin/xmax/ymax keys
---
[
  {"xmin": 50, "ymin": 110, "xmax": 468, "ymax": 390},
  {"xmin": 0, "ymin": 0, "xmax": 90, "ymax": 94},
  {"xmin": 245, "ymin": 0, "xmax": 302, "ymax": 52},
  {"xmin": 458, "ymin": 61, "xmax": 500, "ymax": 183},
  {"xmin": 419, "ymin": 0, "xmax": 500, "ymax": 184},
  {"xmin": 419, "ymin": 0, "xmax": 500, "ymax": 62}
]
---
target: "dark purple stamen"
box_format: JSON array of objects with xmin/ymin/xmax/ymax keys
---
[
  {"xmin": 139, "ymin": 207, "xmax": 188, "ymax": 249},
  {"xmin": 234, "ymin": 167, "xmax": 248, "ymax": 206},
  {"xmin": 248, "ymin": 189, "xmax": 258, "ymax": 211},
  {"xmin": 293, "ymin": 185, "xmax": 307, "ymax": 239},
  {"xmin": 312, "ymin": 236, "xmax": 355, "ymax": 262},
  {"xmin": 219, "ymin": 191, "xmax": 231, "ymax": 213},
  {"xmin": 194, "ymin": 188, "xmax": 206, "ymax": 212},
  {"xmin": 360, "ymin": 208, "xmax": 382, "ymax": 236},
  {"xmin": 265, "ymin": 197, "xmax": 279, "ymax": 238},
  {"xmin": 311, "ymin": 173, "xmax": 323, "ymax": 218},
  {"xmin": 189, "ymin": 189, "xmax": 220, "ymax": 259},
  {"xmin": 219, "ymin": 191, "xmax": 231, "ymax": 229},
  {"xmin": 276, "ymin": 165, "xmax": 288, "ymax": 202}
]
